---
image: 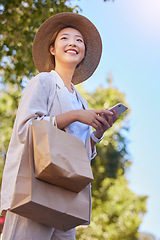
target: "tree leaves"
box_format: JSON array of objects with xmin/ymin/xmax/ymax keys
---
[
  {"xmin": 0, "ymin": 0, "xmax": 75, "ymax": 85},
  {"xmin": 0, "ymin": 1, "xmax": 147, "ymax": 238},
  {"xmin": 76, "ymin": 83, "xmax": 147, "ymax": 239}
]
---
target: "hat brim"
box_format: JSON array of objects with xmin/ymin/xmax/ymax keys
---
[{"xmin": 32, "ymin": 12, "xmax": 102, "ymax": 85}]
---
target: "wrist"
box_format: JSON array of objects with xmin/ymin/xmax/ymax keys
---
[
  {"xmin": 94, "ymin": 130, "xmax": 104, "ymax": 139},
  {"xmin": 91, "ymin": 130, "xmax": 104, "ymax": 143}
]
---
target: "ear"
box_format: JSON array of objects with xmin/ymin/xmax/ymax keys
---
[{"xmin": 50, "ymin": 45, "xmax": 55, "ymax": 56}]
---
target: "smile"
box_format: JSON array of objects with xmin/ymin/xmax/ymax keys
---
[{"xmin": 65, "ymin": 49, "xmax": 78, "ymax": 54}]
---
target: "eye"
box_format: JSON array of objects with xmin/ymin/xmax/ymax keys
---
[
  {"xmin": 60, "ymin": 37, "xmax": 68, "ymax": 40},
  {"xmin": 77, "ymin": 38, "xmax": 83, "ymax": 42}
]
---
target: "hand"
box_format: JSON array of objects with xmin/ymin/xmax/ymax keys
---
[
  {"xmin": 103, "ymin": 109, "xmax": 118, "ymax": 127},
  {"xmin": 75, "ymin": 109, "xmax": 113, "ymax": 130},
  {"xmin": 93, "ymin": 109, "xmax": 118, "ymax": 138}
]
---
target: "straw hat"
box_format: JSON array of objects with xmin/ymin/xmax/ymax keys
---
[{"xmin": 32, "ymin": 12, "xmax": 102, "ymax": 85}]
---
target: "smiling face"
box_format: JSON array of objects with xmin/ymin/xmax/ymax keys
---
[{"xmin": 49, "ymin": 27, "xmax": 85, "ymax": 70}]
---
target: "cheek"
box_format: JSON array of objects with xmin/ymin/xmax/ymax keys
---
[
  {"xmin": 51, "ymin": 44, "xmax": 62, "ymax": 58},
  {"xmin": 81, "ymin": 45, "xmax": 86, "ymax": 58}
]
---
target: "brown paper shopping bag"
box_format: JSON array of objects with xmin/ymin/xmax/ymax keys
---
[
  {"xmin": 32, "ymin": 120, "xmax": 93, "ymax": 193},
  {"xmin": 10, "ymin": 126, "xmax": 90, "ymax": 231}
]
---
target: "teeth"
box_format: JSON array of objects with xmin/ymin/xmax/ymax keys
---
[{"xmin": 66, "ymin": 50, "xmax": 77, "ymax": 54}]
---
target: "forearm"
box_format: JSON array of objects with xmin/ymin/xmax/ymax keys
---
[
  {"xmin": 56, "ymin": 108, "xmax": 114, "ymax": 130},
  {"xmin": 55, "ymin": 110, "xmax": 78, "ymax": 129}
]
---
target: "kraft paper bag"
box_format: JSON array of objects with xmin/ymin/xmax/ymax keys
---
[
  {"xmin": 10, "ymin": 126, "xmax": 90, "ymax": 231},
  {"xmin": 32, "ymin": 120, "xmax": 94, "ymax": 193}
]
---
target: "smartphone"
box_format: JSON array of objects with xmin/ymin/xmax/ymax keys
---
[{"xmin": 109, "ymin": 103, "xmax": 128, "ymax": 116}]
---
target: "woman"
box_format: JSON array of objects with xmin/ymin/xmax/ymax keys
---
[{"xmin": 1, "ymin": 12, "xmax": 117, "ymax": 240}]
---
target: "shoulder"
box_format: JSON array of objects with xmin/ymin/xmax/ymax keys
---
[
  {"xmin": 25, "ymin": 71, "xmax": 57, "ymax": 95},
  {"xmin": 28, "ymin": 71, "xmax": 56, "ymax": 87}
]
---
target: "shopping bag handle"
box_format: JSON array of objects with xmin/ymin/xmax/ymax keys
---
[
  {"xmin": 50, "ymin": 116, "xmax": 67, "ymax": 132},
  {"xmin": 50, "ymin": 116, "xmax": 57, "ymax": 126}
]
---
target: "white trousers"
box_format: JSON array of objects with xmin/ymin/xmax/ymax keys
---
[{"xmin": 2, "ymin": 211, "xmax": 75, "ymax": 240}]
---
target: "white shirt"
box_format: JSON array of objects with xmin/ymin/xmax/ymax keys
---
[
  {"xmin": 66, "ymin": 88, "xmax": 89, "ymax": 145},
  {"xmin": 43, "ymin": 86, "xmax": 89, "ymax": 146}
]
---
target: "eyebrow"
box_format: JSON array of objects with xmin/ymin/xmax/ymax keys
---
[{"xmin": 60, "ymin": 33, "xmax": 83, "ymax": 38}]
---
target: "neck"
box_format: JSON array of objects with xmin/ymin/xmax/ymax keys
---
[{"xmin": 55, "ymin": 64, "xmax": 75, "ymax": 92}]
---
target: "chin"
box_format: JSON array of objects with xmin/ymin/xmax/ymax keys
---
[{"xmin": 65, "ymin": 59, "xmax": 82, "ymax": 68}]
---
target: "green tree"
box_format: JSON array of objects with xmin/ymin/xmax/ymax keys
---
[
  {"xmin": 0, "ymin": 1, "xmax": 147, "ymax": 238},
  {"xmin": 76, "ymin": 176, "xmax": 147, "ymax": 240},
  {"xmin": 0, "ymin": 0, "xmax": 78, "ymax": 85},
  {"xmin": 76, "ymin": 80, "xmax": 147, "ymax": 239}
]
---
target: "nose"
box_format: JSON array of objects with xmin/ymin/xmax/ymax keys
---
[{"xmin": 68, "ymin": 39, "xmax": 76, "ymax": 47}]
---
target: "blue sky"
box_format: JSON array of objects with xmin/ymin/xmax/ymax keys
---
[{"xmin": 73, "ymin": 0, "xmax": 160, "ymax": 238}]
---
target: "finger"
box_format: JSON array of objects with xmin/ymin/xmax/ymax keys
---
[
  {"xmin": 97, "ymin": 114, "xmax": 110, "ymax": 128},
  {"xmin": 95, "ymin": 109, "xmax": 113, "ymax": 116},
  {"xmin": 93, "ymin": 119, "xmax": 103, "ymax": 131},
  {"xmin": 112, "ymin": 110, "xmax": 118, "ymax": 122},
  {"xmin": 96, "ymin": 114, "xmax": 107, "ymax": 125},
  {"xmin": 92, "ymin": 122, "xmax": 99, "ymax": 130},
  {"xmin": 108, "ymin": 114, "xmax": 113, "ymax": 127}
]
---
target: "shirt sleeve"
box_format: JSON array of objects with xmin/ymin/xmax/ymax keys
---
[
  {"xmin": 88, "ymin": 127, "xmax": 97, "ymax": 160},
  {"xmin": 42, "ymin": 116, "xmax": 55, "ymax": 125},
  {"xmin": 90, "ymin": 145, "xmax": 97, "ymax": 160},
  {"xmin": 16, "ymin": 73, "xmax": 54, "ymax": 143}
]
